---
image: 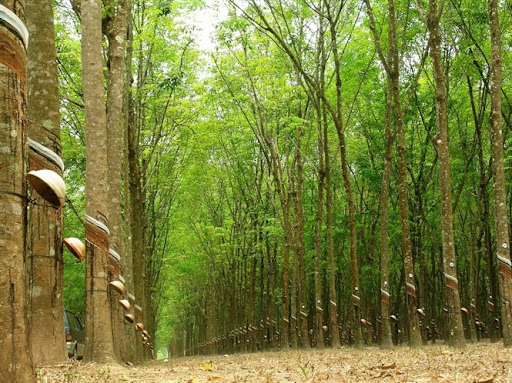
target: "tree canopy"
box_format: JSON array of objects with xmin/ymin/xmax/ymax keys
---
[{"xmin": 12, "ymin": 0, "xmax": 512, "ymax": 365}]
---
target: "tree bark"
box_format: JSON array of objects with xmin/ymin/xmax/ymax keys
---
[
  {"xmin": 389, "ymin": 0, "xmax": 423, "ymax": 349},
  {"xmin": 25, "ymin": 0, "xmax": 67, "ymax": 366},
  {"xmin": 364, "ymin": 0, "xmax": 423, "ymax": 348},
  {"xmin": 293, "ymin": 120, "xmax": 309, "ymax": 348},
  {"xmin": 487, "ymin": 0, "xmax": 512, "ymax": 346},
  {"xmin": 281, "ymin": 223, "xmax": 291, "ymax": 348},
  {"xmin": 290, "ymin": 215, "xmax": 298, "ymax": 349},
  {"xmin": 324, "ymin": 102, "xmax": 340, "ymax": 347},
  {"xmin": 470, "ymin": 75, "xmax": 498, "ymax": 342},
  {"xmin": 378, "ymin": 78, "xmax": 394, "ymax": 349},
  {"xmin": 0, "ymin": 2, "xmax": 35, "ymax": 381},
  {"xmin": 325, "ymin": 3, "xmax": 362, "ymax": 348},
  {"xmin": 468, "ymin": 218, "xmax": 479, "ymax": 342},
  {"xmin": 128, "ymin": 55, "xmax": 146, "ymax": 363},
  {"xmin": 319, "ymin": 22, "xmax": 340, "ymax": 348},
  {"xmin": 105, "ymin": 0, "xmax": 130, "ymax": 362},
  {"xmin": 81, "ymin": 0, "xmax": 116, "ymax": 362},
  {"xmin": 424, "ymin": 0, "xmax": 466, "ymax": 348},
  {"xmin": 122, "ymin": 9, "xmax": 137, "ymax": 362},
  {"xmin": 313, "ymin": 101, "xmax": 325, "ymax": 348}
]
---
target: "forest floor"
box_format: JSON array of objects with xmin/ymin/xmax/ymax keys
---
[{"xmin": 36, "ymin": 341, "xmax": 510, "ymax": 382}]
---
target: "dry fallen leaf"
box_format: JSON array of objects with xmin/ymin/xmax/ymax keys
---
[{"xmin": 35, "ymin": 342, "xmax": 509, "ymax": 382}]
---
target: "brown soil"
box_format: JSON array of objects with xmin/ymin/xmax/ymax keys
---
[{"xmin": 36, "ymin": 342, "xmax": 511, "ymax": 382}]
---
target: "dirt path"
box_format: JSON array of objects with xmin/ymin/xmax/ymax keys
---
[{"xmin": 37, "ymin": 342, "xmax": 511, "ymax": 382}]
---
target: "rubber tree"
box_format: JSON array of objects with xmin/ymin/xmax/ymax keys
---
[
  {"xmin": 26, "ymin": 0, "xmax": 67, "ymax": 366},
  {"xmin": 417, "ymin": 0, "xmax": 466, "ymax": 348},
  {"xmin": 81, "ymin": 0, "xmax": 116, "ymax": 362},
  {"xmin": 364, "ymin": 0, "xmax": 423, "ymax": 348},
  {"xmin": 0, "ymin": 1, "xmax": 36, "ymax": 381},
  {"xmin": 104, "ymin": 0, "xmax": 131, "ymax": 362},
  {"xmin": 487, "ymin": 0, "xmax": 512, "ymax": 347}
]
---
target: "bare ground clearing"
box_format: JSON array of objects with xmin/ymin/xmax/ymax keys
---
[{"xmin": 36, "ymin": 342, "xmax": 512, "ymax": 382}]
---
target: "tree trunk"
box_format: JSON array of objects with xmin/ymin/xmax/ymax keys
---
[
  {"xmin": 326, "ymin": 4, "xmax": 362, "ymax": 348},
  {"xmin": 313, "ymin": 101, "xmax": 325, "ymax": 348},
  {"xmin": 317, "ymin": 18, "xmax": 338, "ymax": 348},
  {"xmin": 260, "ymin": 135, "xmax": 292, "ymax": 351},
  {"xmin": 281, "ymin": 227, "xmax": 290, "ymax": 348},
  {"xmin": 25, "ymin": 0, "xmax": 67, "ymax": 366},
  {"xmin": 105, "ymin": 0, "xmax": 130, "ymax": 362},
  {"xmin": 128, "ymin": 62, "xmax": 146, "ymax": 363},
  {"xmin": 0, "ymin": 2, "xmax": 35, "ymax": 380},
  {"xmin": 470, "ymin": 75, "xmax": 498, "ymax": 342},
  {"xmin": 334, "ymin": 127, "xmax": 362, "ymax": 348},
  {"xmin": 126, "ymin": 7, "xmax": 149, "ymax": 360},
  {"xmin": 487, "ymin": 0, "xmax": 512, "ymax": 347},
  {"xmin": 388, "ymin": 0, "xmax": 423, "ymax": 349},
  {"xmin": 425, "ymin": 0, "xmax": 466, "ymax": 348},
  {"xmin": 294, "ymin": 122, "xmax": 309, "ymax": 349},
  {"xmin": 378, "ymin": 78, "xmax": 394, "ymax": 349},
  {"xmin": 122, "ymin": 9, "xmax": 136, "ymax": 362},
  {"xmin": 290, "ymin": 217, "xmax": 298, "ymax": 349},
  {"xmin": 324, "ymin": 103, "xmax": 340, "ymax": 348},
  {"xmin": 468, "ymin": 219, "xmax": 479, "ymax": 342},
  {"xmin": 144, "ymin": 242, "xmax": 154, "ymax": 359},
  {"xmin": 248, "ymin": 251, "xmax": 257, "ymax": 352},
  {"xmin": 364, "ymin": 0, "xmax": 422, "ymax": 348},
  {"xmin": 81, "ymin": 0, "xmax": 116, "ymax": 362}
]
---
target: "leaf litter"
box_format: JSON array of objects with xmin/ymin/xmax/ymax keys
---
[{"xmin": 37, "ymin": 341, "xmax": 512, "ymax": 382}]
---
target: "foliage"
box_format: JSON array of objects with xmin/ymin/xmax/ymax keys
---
[{"xmin": 54, "ymin": 0, "xmax": 512, "ymax": 354}]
